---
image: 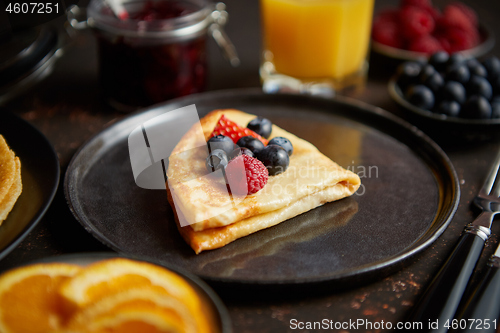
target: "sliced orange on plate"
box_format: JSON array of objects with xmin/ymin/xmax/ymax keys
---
[
  {"xmin": 65, "ymin": 289, "xmax": 196, "ymax": 333},
  {"xmin": 0, "ymin": 258, "xmax": 216, "ymax": 333},
  {"xmin": 0, "ymin": 262, "xmax": 81, "ymax": 333},
  {"xmin": 58, "ymin": 258, "xmax": 201, "ymax": 313}
]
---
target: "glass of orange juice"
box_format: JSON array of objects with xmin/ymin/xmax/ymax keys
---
[{"xmin": 260, "ymin": 0, "xmax": 374, "ymax": 96}]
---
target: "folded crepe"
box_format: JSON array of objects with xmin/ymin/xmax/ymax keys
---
[{"xmin": 166, "ymin": 109, "xmax": 360, "ymax": 254}]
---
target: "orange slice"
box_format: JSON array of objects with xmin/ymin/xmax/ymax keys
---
[
  {"xmin": 0, "ymin": 263, "xmax": 82, "ymax": 333},
  {"xmin": 57, "ymin": 258, "xmax": 213, "ymax": 332},
  {"xmin": 65, "ymin": 288, "xmax": 197, "ymax": 333},
  {"xmin": 59, "ymin": 259, "xmax": 199, "ymax": 309},
  {"xmin": 69, "ymin": 309, "xmax": 187, "ymax": 333}
]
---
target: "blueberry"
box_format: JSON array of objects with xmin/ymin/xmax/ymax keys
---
[
  {"xmin": 414, "ymin": 57, "xmax": 428, "ymax": 66},
  {"xmin": 446, "ymin": 53, "xmax": 466, "ymax": 70},
  {"xmin": 446, "ymin": 64, "xmax": 470, "ymax": 84},
  {"xmin": 207, "ymin": 135, "xmax": 234, "ymax": 155},
  {"xmin": 206, "ymin": 149, "xmax": 228, "ymax": 172},
  {"xmin": 461, "ymin": 95, "xmax": 492, "ymax": 119},
  {"xmin": 491, "ymin": 76, "xmax": 500, "ymax": 95},
  {"xmin": 405, "ymin": 85, "xmax": 435, "ymax": 110},
  {"xmin": 247, "ymin": 117, "xmax": 273, "ymax": 139},
  {"xmin": 236, "ymin": 136, "xmax": 265, "ymax": 153},
  {"xmin": 255, "ymin": 145, "xmax": 289, "ymax": 176},
  {"xmin": 228, "ymin": 147, "xmax": 254, "ymax": 160},
  {"xmin": 467, "ymin": 76, "xmax": 493, "ymax": 100},
  {"xmin": 442, "ymin": 81, "xmax": 466, "ymax": 104},
  {"xmin": 492, "ymin": 95, "xmax": 500, "ymax": 105},
  {"xmin": 268, "ymin": 136, "xmax": 293, "ymax": 156},
  {"xmin": 492, "ymin": 101, "xmax": 500, "ymax": 118},
  {"xmin": 424, "ymin": 72, "xmax": 444, "ymax": 93},
  {"xmin": 396, "ymin": 61, "xmax": 422, "ymax": 90},
  {"xmin": 429, "ymin": 52, "xmax": 449, "ymax": 73},
  {"xmin": 482, "ymin": 56, "xmax": 500, "ymax": 80},
  {"xmin": 419, "ymin": 64, "xmax": 437, "ymax": 83},
  {"xmin": 466, "ymin": 58, "xmax": 488, "ymax": 78},
  {"xmin": 435, "ymin": 100, "xmax": 461, "ymax": 117}
]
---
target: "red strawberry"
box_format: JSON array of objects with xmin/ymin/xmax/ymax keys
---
[
  {"xmin": 211, "ymin": 115, "xmax": 269, "ymax": 145},
  {"xmin": 399, "ymin": 6, "xmax": 435, "ymax": 39},
  {"xmin": 225, "ymin": 154, "xmax": 268, "ymax": 195},
  {"xmin": 408, "ymin": 35, "xmax": 443, "ymax": 54}
]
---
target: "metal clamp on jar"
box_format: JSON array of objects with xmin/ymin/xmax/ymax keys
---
[{"xmin": 67, "ymin": 0, "xmax": 239, "ymax": 111}]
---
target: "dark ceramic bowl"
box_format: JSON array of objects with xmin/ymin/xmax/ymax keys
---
[
  {"xmin": 372, "ymin": 25, "xmax": 495, "ymax": 62},
  {"xmin": 388, "ymin": 77, "xmax": 500, "ymax": 143}
]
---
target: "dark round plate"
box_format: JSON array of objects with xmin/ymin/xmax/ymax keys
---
[
  {"xmin": 388, "ymin": 77, "xmax": 500, "ymax": 142},
  {"xmin": 372, "ymin": 25, "xmax": 495, "ymax": 62},
  {"xmin": 65, "ymin": 89, "xmax": 459, "ymax": 287},
  {"xmin": 0, "ymin": 112, "xmax": 60, "ymax": 260},
  {"xmin": 3, "ymin": 252, "xmax": 232, "ymax": 333}
]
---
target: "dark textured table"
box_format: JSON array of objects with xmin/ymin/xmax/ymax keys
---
[{"xmin": 1, "ymin": 0, "xmax": 500, "ymax": 332}]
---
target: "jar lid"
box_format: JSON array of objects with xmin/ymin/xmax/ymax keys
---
[{"xmin": 87, "ymin": 0, "xmax": 218, "ymax": 41}]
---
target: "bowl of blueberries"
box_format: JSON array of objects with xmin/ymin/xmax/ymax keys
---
[{"xmin": 389, "ymin": 51, "xmax": 500, "ymax": 142}]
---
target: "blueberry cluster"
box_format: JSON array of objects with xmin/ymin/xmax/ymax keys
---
[
  {"xmin": 396, "ymin": 52, "xmax": 500, "ymax": 120},
  {"xmin": 206, "ymin": 117, "xmax": 293, "ymax": 176}
]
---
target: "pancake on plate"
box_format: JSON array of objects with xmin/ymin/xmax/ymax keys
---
[
  {"xmin": 166, "ymin": 109, "xmax": 361, "ymax": 254},
  {"xmin": 0, "ymin": 135, "xmax": 22, "ymax": 225}
]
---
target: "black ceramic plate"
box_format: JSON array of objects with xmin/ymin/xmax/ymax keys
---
[
  {"xmin": 3, "ymin": 252, "xmax": 231, "ymax": 333},
  {"xmin": 0, "ymin": 112, "xmax": 60, "ymax": 260},
  {"xmin": 65, "ymin": 89, "xmax": 459, "ymax": 287}
]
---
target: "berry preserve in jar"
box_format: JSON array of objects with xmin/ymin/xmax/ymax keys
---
[{"xmin": 87, "ymin": 0, "xmax": 221, "ymax": 110}]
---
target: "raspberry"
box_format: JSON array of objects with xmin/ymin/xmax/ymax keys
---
[
  {"xmin": 225, "ymin": 155, "xmax": 268, "ymax": 195},
  {"xmin": 400, "ymin": 0, "xmax": 432, "ymax": 9},
  {"xmin": 424, "ymin": 6, "xmax": 441, "ymax": 21},
  {"xmin": 372, "ymin": 20, "xmax": 402, "ymax": 48},
  {"xmin": 211, "ymin": 115, "xmax": 268, "ymax": 145},
  {"xmin": 400, "ymin": 6, "xmax": 435, "ymax": 39},
  {"xmin": 374, "ymin": 9, "xmax": 399, "ymax": 23},
  {"xmin": 438, "ymin": 4, "xmax": 476, "ymax": 32},
  {"xmin": 446, "ymin": 28, "xmax": 480, "ymax": 52},
  {"xmin": 408, "ymin": 35, "xmax": 443, "ymax": 54},
  {"xmin": 449, "ymin": 2, "xmax": 477, "ymax": 27},
  {"xmin": 436, "ymin": 35, "xmax": 451, "ymax": 53}
]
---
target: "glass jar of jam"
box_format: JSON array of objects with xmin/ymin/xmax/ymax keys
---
[{"xmin": 80, "ymin": 0, "xmax": 236, "ymax": 110}]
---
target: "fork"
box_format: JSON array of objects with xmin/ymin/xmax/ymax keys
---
[{"xmin": 397, "ymin": 151, "xmax": 500, "ymax": 333}]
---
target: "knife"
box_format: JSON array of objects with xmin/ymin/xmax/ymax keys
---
[
  {"xmin": 449, "ymin": 241, "xmax": 500, "ymax": 333},
  {"xmin": 395, "ymin": 151, "xmax": 500, "ymax": 333}
]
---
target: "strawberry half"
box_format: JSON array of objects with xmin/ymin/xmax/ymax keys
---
[{"xmin": 210, "ymin": 115, "xmax": 269, "ymax": 145}]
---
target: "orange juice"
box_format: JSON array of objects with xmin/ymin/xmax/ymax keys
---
[{"xmin": 261, "ymin": 0, "xmax": 374, "ymax": 80}]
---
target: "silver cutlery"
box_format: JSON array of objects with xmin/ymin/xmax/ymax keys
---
[
  {"xmin": 449, "ymin": 240, "xmax": 500, "ymax": 333},
  {"xmin": 397, "ymin": 150, "xmax": 500, "ymax": 333}
]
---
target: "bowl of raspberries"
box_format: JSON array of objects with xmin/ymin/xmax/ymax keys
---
[
  {"xmin": 389, "ymin": 51, "xmax": 500, "ymax": 141},
  {"xmin": 372, "ymin": 0, "xmax": 494, "ymax": 60}
]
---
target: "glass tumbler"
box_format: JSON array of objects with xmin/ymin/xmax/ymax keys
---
[{"xmin": 260, "ymin": 0, "xmax": 374, "ymax": 97}]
